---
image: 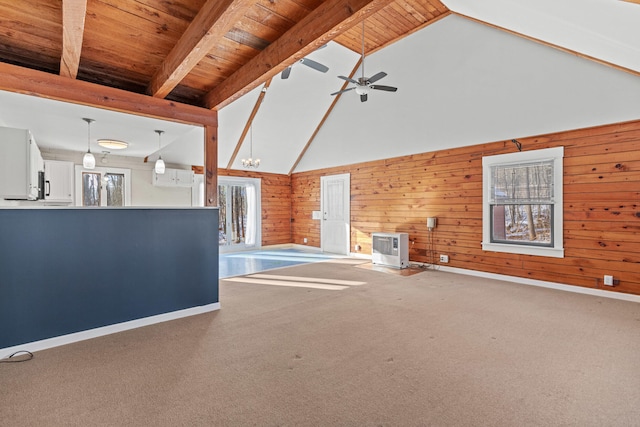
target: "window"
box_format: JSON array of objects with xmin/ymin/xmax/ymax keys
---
[
  {"xmin": 75, "ymin": 166, "xmax": 131, "ymax": 207},
  {"xmin": 482, "ymin": 147, "xmax": 564, "ymax": 258}
]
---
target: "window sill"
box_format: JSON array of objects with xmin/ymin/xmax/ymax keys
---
[{"xmin": 482, "ymin": 242, "xmax": 564, "ymax": 258}]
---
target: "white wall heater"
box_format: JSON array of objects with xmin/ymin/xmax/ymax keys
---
[{"xmin": 371, "ymin": 232, "xmax": 409, "ymax": 269}]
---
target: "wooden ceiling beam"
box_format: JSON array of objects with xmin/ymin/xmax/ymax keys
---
[
  {"xmin": 0, "ymin": 61, "xmax": 217, "ymax": 127},
  {"xmin": 226, "ymin": 79, "xmax": 272, "ymax": 169},
  {"xmin": 60, "ymin": 0, "xmax": 88, "ymax": 79},
  {"xmin": 203, "ymin": 0, "xmax": 396, "ymax": 110},
  {"xmin": 147, "ymin": 0, "xmax": 255, "ymax": 99}
]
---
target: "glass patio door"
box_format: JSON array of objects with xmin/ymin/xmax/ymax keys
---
[{"xmin": 218, "ymin": 177, "xmax": 261, "ymax": 252}]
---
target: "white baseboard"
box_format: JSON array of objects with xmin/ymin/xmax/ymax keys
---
[
  {"xmin": 0, "ymin": 303, "xmax": 220, "ymax": 357},
  {"xmin": 253, "ymin": 243, "xmax": 324, "ymax": 253},
  {"xmin": 433, "ymin": 265, "xmax": 640, "ymax": 304},
  {"xmin": 349, "ymin": 252, "xmax": 372, "ymax": 259}
]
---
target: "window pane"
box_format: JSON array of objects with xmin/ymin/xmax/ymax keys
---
[
  {"xmin": 491, "ymin": 160, "xmax": 554, "ymax": 204},
  {"xmin": 82, "ymin": 172, "xmax": 101, "ymax": 206},
  {"xmin": 105, "ymin": 173, "xmax": 124, "ymax": 206},
  {"xmin": 492, "ymin": 204, "xmax": 552, "ymax": 246},
  {"xmin": 218, "ymin": 185, "xmax": 227, "ymax": 245},
  {"xmin": 230, "ymin": 185, "xmax": 247, "ymax": 244}
]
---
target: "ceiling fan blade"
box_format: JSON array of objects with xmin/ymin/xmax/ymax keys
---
[
  {"xmin": 281, "ymin": 66, "xmax": 292, "ymax": 79},
  {"xmin": 360, "ymin": 93, "xmax": 368, "ymax": 102},
  {"xmin": 330, "ymin": 87, "xmax": 356, "ymax": 96},
  {"xmin": 370, "ymin": 85, "xmax": 397, "ymax": 92},
  {"xmin": 338, "ymin": 75, "xmax": 359, "ymax": 85},
  {"xmin": 368, "ymin": 71, "xmax": 387, "ymax": 84},
  {"xmin": 300, "ymin": 57, "xmax": 329, "ymax": 73}
]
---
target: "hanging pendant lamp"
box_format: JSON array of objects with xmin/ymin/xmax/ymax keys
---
[
  {"xmin": 82, "ymin": 118, "xmax": 96, "ymax": 169},
  {"xmin": 154, "ymin": 130, "xmax": 165, "ymax": 174},
  {"xmin": 241, "ymin": 125, "xmax": 260, "ymax": 169}
]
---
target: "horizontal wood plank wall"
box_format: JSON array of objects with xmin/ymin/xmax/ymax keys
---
[
  {"xmin": 291, "ymin": 119, "xmax": 640, "ymax": 296},
  {"xmin": 218, "ymin": 170, "xmax": 292, "ymax": 246}
]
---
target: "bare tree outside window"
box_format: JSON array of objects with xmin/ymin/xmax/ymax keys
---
[{"xmin": 490, "ymin": 160, "xmax": 554, "ymax": 246}]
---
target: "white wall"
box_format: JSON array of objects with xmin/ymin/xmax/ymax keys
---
[
  {"xmin": 295, "ymin": 15, "xmax": 640, "ymax": 172},
  {"xmin": 131, "ymin": 169, "xmax": 191, "ymax": 206},
  {"xmin": 41, "ymin": 149, "xmax": 193, "ymax": 207}
]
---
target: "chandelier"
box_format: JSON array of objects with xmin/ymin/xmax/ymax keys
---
[{"xmin": 241, "ymin": 125, "xmax": 260, "ymax": 169}]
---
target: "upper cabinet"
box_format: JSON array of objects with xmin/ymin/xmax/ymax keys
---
[
  {"xmin": 44, "ymin": 160, "xmax": 74, "ymax": 204},
  {"xmin": 153, "ymin": 168, "xmax": 194, "ymax": 188},
  {"xmin": 0, "ymin": 126, "xmax": 43, "ymax": 200}
]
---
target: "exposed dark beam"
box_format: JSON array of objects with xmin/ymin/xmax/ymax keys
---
[
  {"xmin": 226, "ymin": 79, "xmax": 272, "ymax": 169},
  {"xmin": 205, "ymin": 124, "xmax": 218, "ymax": 207},
  {"xmin": 0, "ymin": 61, "xmax": 217, "ymax": 127},
  {"xmin": 203, "ymin": 0, "xmax": 396, "ymax": 110},
  {"xmin": 147, "ymin": 0, "xmax": 256, "ymax": 99},
  {"xmin": 60, "ymin": 0, "xmax": 87, "ymax": 79}
]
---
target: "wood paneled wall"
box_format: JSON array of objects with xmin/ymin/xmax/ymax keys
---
[
  {"xmin": 291, "ymin": 119, "xmax": 640, "ymax": 296},
  {"xmin": 218, "ymin": 170, "xmax": 292, "ymax": 246}
]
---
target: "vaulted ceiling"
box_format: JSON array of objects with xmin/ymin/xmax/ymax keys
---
[
  {"xmin": 0, "ymin": 0, "xmax": 448, "ymax": 108},
  {"xmin": 0, "ymin": 0, "xmax": 639, "ymax": 175}
]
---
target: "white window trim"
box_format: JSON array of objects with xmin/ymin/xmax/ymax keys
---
[{"xmin": 482, "ymin": 146, "xmax": 564, "ymax": 258}]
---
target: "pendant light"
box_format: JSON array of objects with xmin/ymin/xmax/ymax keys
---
[
  {"xmin": 154, "ymin": 130, "xmax": 165, "ymax": 174},
  {"xmin": 82, "ymin": 118, "xmax": 96, "ymax": 169},
  {"xmin": 241, "ymin": 125, "xmax": 260, "ymax": 169}
]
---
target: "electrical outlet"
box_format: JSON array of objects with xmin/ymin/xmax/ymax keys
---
[
  {"xmin": 439, "ymin": 255, "xmax": 449, "ymax": 263},
  {"xmin": 303, "ymin": 237, "xmax": 308, "ymax": 244},
  {"xmin": 603, "ymin": 275, "xmax": 614, "ymax": 286}
]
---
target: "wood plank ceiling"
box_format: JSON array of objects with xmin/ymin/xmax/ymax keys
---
[{"xmin": 0, "ymin": 0, "xmax": 449, "ymax": 110}]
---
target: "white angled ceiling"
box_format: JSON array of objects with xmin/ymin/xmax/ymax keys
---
[
  {"xmin": 225, "ymin": 42, "xmax": 360, "ymax": 174},
  {"xmin": 442, "ymin": 0, "xmax": 640, "ymax": 73},
  {"xmin": 294, "ymin": 14, "xmax": 640, "ymax": 172}
]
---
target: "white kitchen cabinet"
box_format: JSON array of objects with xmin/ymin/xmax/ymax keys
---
[
  {"xmin": 152, "ymin": 168, "xmax": 194, "ymax": 188},
  {"xmin": 0, "ymin": 126, "xmax": 44, "ymax": 200},
  {"xmin": 44, "ymin": 160, "xmax": 74, "ymax": 203}
]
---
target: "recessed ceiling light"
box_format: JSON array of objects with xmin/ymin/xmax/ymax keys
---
[{"xmin": 97, "ymin": 139, "xmax": 128, "ymax": 150}]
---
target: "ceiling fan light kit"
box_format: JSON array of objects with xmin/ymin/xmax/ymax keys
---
[{"xmin": 331, "ymin": 21, "xmax": 397, "ymax": 102}]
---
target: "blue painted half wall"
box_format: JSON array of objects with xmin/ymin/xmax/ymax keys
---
[{"xmin": 0, "ymin": 207, "xmax": 219, "ymax": 349}]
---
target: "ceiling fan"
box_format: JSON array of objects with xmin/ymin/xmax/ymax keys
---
[
  {"xmin": 331, "ymin": 21, "xmax": 397, "ymax": 102},
  {"xmin": 281, "ymin": 45, "xmax": 329, "ymax": 79}
]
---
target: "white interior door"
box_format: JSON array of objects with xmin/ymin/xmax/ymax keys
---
[{"xmin": 321, "ymin": 173, "xmax": 350, "ymax": 255}]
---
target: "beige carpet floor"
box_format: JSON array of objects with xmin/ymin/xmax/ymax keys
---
[{"xmin": 2, "ymin": 259, "xmax": 640, "ymax": 426}]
